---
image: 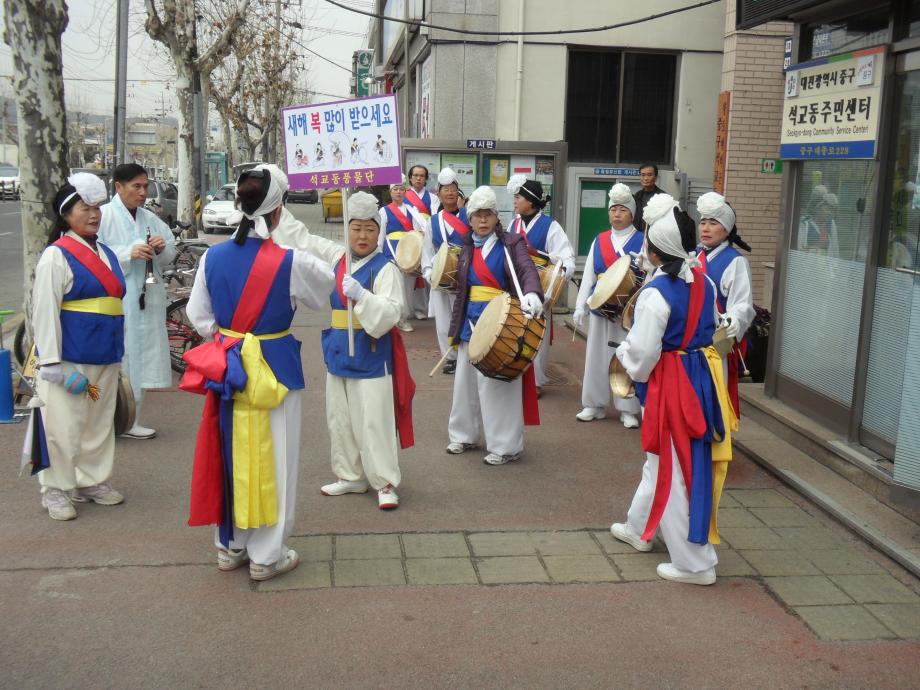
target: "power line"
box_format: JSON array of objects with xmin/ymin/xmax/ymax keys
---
[
  {"xmin": 321, "ymin": 0, "xmax": 721, "ymax": 37},
  {"xmin": 249, "ymin": 12, "xmax": 353, "ymax": 73}
]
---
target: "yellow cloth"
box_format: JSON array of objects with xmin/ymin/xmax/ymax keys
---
[
  {"xmin": 217, "ymin": 328, "xmax": 290, "ymax": 530},
  {"xmin": 531, "ymin": 255, "xmax": 549, "ymax": 266},
  {"xmin": 469, "ymin": 286, "xmax": 504, "ymax": 302},
  {"xmin": 702, "ymin": 344, "xmax": 739, "ymax": 544},
  {"xmin": 330, "ymin": 309, "xmax": 364, "ymax": 329},
  {"xmin": 60, "ymin": 296, "xmax": 124, "ymax": 316},
  {"xmin": 387, "ymin": 231, "xmax": 407, "ymax": 240}
]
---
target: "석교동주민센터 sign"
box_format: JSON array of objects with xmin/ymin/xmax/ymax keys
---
[
  {"xmin": 281, "ymin": 94, "xmax": 403, "ymax": 189},
  {"xmin": 779, "ymin": 46, "xmax": 885, "ymax": 160}
]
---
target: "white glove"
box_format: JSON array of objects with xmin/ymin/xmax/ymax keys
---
[
  {"xmin": 422, "ymin": 267, "xmax": 432, "ymax": 283},
  {"xmin": 630, "ymin": 250, "xmax": 654, "ymax": 275},
  {"xmin": 548, "ymin": 252, "xmax": 562, "ymax": 265},
  {"xmin": 341, "ymin": 274, "xmax": 366, "ymax": 302},
  {"xmin": 572, "ymin": 306, "xmax": 587, "ymax": 329},
  {"xmin": 39, "ymin": 363, "xmax": 65, "ymax": 385},
  {"xmin": 723, "ymin": 315, "xmax": 743, "ymax": 340},
  {"xmin": 520, "ymin": 292, "xmax": 544, "ymax": 319}
]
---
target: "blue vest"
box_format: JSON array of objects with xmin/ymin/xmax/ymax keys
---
[
  {"xmin": 588, "ymin": 229, "xmax": 644, "ymax": 314},
  {"xmin": 204, "ymin": 238, "xmax": 304, "ymax": 391},
  {"xmin": 699, "ymin": 244, "xmax": 742, "ymax": 311},
  {"xmin": 461, "ymin": 243, "xmax": 508, "ymax": 342},
  {"xmin": 381, "ymin": 205, "xmax": 411, "ymax": 260},
  {"xmin": 643, "ymin": 273, "xmax": 717, "ymax": 353},
  {"xmin": 513, "ymin": 214, "xmax": 553, "ymax": 254},
  {"xmin": 57, "ymin": 242, "xmax": 126, "ymax": 365},
  {"xmin": 431, "ymin": 208, "xmax": 470, "ymax": 251},
  {"xmin": 406, "ymin": 189, "xmax": 434, "ymax": 215},
  {"xmin": 322, "ymin": 252, "xmax": 394, "ymax": 379}
]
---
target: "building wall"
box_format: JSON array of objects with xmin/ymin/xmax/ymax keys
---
[{"xmin": 720, "ymin": 6, "xmax": 792, "ymax": 306}]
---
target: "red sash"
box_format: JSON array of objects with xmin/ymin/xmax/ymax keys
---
[
  {"xmin": 185, "ymin": 238, "xmax": 289, "ymax": 527},
  {"xmin": 334, "ymin": 256, "xmax": 349, "ymax": 305},
  {"xmin": 404, "ymin": 189, "xmax": 431, "ymax": 215},
  {"xmin": 597, "ymin": 231, "xmax": 618, "ymax": 270},
  {"xmin": 386, "ymin": 203, "xmax": 413, "ymax": 231},
  {"xmin": 54, "ymin": 236, "xmax": 124, "ymax": 298},
  {"xmin": 442, "ymin": 211, "xmax": 470, "ymax": 237},
  {"xmin": 471, "ymin": 248, "xmax": 503, "ymax": 290},
  {"xmin": 390, "ymin": 330, "xmax": 416, "ymax": 449},
  {"xmin": 512, "ymin": 218, "xmax": 542, "ymax": 259}
]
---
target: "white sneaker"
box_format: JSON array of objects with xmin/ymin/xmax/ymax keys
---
[
  {"xmin": 576, "ymin": 407, "xmax": 606, "ymax": 422},
  {"xmin": 121, "ymin": 424, "xmax": 156, "ymax": 439},
  {"xmin": 620, "ymin": 412, "xmax": 640, "ymax": 429},
  {"xmin": 446, "ymin": 442, "xmax": 478, "ymax": 454},
  {"xmin": 217, "ymin": 548, "xmax": 249, "ymax": 572},
  {"xmin": 76, "ymin": 483, "xmax": 124, "ymax": 505},
  {"xmin": 414, "ymin": 310, "xmax": 428, "ymax": 320},
  {"xmin": 483, "ymin": 452, "xmax": 522, "ymax": 466},
  {"xmin": 378, "ymin": 485, "xmax": 399, "ymax": 510},
  {"xmin": 250, "ymin": 548, "xmax": 300, "ymax": 582},
  {"xmin": 321, "ymin": 479, "xmax": 370, "ymax": 496},
  {"xmin": 656, "ymin": 562, "xmax": 716, "ymax": 586},
  {"xmin": 610, "ymin": 522, "xmax": 652, "ymax": 552},
  {"xmin": 42, "ymin": 488, "xmax": 76, "ymax": 521},
  {"xmin": 397, "ymin": 319, "xmax": 414, "ymax": 332}
]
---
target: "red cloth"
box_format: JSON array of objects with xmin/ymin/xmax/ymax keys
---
[
  {"xmin": 522, "ymin": 366, "xmax": 540, "ymax": 425},
  {"xmin": 230, "ymin": 239, "xmax": 287, "ymax": 332},
  {"xmin": 471, "ymin": 248, "xmax": 503, "ymax": 290},
  {"xmin": 404, "ymin": 189, "xmax": 431, "ymax": 215},
  {"xmin": 389, "ymin": 330, "xmax": 416, "ymax": 449},
  {"xmin": 54, "ymin": 236, "xmax": 125, "ymax": 298},
  {"xmin": 187, "ymin": 392, "xmax": 224, "ymax": 526},
  {"xmin": 442, "ymin": 211, "xmax": 471, "ymax": 236},
  {"xmin": 682, "ymin": 269, "xmax": 706, "ymax": 349},
  {"xmin": 334, "ymin": 256, "xmax": 348, "ymax": 305},
  {"xmin": 726, "ymin": 339, "xmax": 747, "ymax": 418},
  {"xmin": 386, "ymin": 203, "xmax": 413, "ymax": 230},
  {"xmin": 597, "ymin": 230, "xmax": 618, "ymax": 269}
]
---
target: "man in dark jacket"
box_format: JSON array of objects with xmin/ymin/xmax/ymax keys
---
[
  {"xmin": 632, "ymin": 163, "xmax": 665, "ymax": 231},
  {"xmin": 445, "ymin": 186, "xmax": 544, "ymax": 466}
]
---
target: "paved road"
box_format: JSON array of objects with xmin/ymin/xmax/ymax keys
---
[{"xmin": 0, "ymin": 200, "xmax": 23, "ymax": 314}]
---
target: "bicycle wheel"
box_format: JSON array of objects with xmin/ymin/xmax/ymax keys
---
[
  {"xmin": 165, "ymin": 297, "xmax": 203, "ymax": 374},
  {"xmin": 13, "ymin": 321, "xmax": 30, "ymax": 366}
]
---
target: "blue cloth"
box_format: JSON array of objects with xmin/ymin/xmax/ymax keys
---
[
  {"xmin": 515, "ymin": 214, "xmax": 553, "ymax": 252},
  {"xmin": 460, "ymin": 244, "xmax": 507, "ymax": 342},
  {"xmin": 698, "ymin": 244, "xmax": 742, "ymax": 311},
  {"xmin": 57, "ymin": 242, "xmax": 126, "ymax": 365},
  {"xmin": 588, "ymin": 230, "xmax": 644, "ymax": 316},
  {"xmin": 322, "ymin": 252, "xmax": 394, "ymax": 379},
  {"xmin": 381, "ymin": 205, "xmax": 411, "ymax": 260},
  {"xmin": 431, "ymin": 208, "xmax": 470, "ymax": 251}
]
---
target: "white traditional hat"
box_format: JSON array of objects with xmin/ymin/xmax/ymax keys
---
[
  {"xmin": 645, "ymin": 193, "xmax": 699, "ymax": 284},
  {"xmin": 506, "ymin": 173, "xmax": 527, "ymax": 195},
  {"xmin": 437, "ymin": 167, "xmax": 458, "ymax": 187},
  {"xmin": 465, "ymin": 186, "xmax": 498, "ymax": 215},
  {"xmin": 59, "ymin": 172, "xmax": 107, "ymax": 214},
  {"xmin": 696, "ymin": 191, "xmax": 735, "ymax": 231},
  {"xmin": 348, "ymin": 190, "xmax": 380, "ymax": 224},
  {"xmin": 607, "ymin": 182, "xmax": 636, "ymax": 216}
]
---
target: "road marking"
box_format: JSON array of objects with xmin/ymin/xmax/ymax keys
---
[{"xmin": 0, "ymin": 232, "xmax": 12, "ymax": 236}]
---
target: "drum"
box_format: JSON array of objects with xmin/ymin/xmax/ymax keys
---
[
  {"xmin": 712, "ymin": 324, "xmax": 734, "ymax": 359},
  {"xmin": 608, "ymin": 355, "xmax": 636, "ymax": 399},
  {"xmin": 114, "ymin": 374, "xmax": 136, "ymax": 436},
  {"xmin": 537, "ymin": 261, "xmax": 565, "ymax": 307},
  {"xmin": 468, "ymin": 293, "xmax": 546, "ymax": 382},
  {"xmin": 587, "ymin": 256, "xmax": 637, "ymax": 321},
  {"xmin": 430, "ymin": 243, "xmax": 460, "ymax": 291},
  {"xmin": 394, "ymin": 231, "xmax": 423, "ymax": 276}
]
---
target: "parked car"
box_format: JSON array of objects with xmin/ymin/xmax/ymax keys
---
[
  {"xmin": 0, "ymin": 165, "xmax": 20, "ymax": 199},
  {"xmin": 287, "ymin": 188, "xmax": 318, "ymax": 204},
  {"xmin": 145, "ymin": 179, "xmax": 179, "ymax": 226},
  {"xmin": 202, "ymin": 183, "xmax": 237, "ymax": 234}
]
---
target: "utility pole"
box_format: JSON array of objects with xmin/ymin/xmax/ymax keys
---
[{"xmin": 113, "ymin": 0, "xmax": 129, "ymax": 167}]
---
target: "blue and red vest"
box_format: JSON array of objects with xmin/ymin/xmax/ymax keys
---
[
  {"xmin": 644, "ymin": 272, "xmax": 717, "ymax": 353},
  {"xmin": 511, "ymin": 214, "xmax": 553, "ymax": 257},
  {"xmin": 405, "ymin": 188, "xmax": 435, "ymax": 216},
  {"xmin": 589, "ymin": 229, "xmax": 644, "ymax": 314},
  {"xmin": 204, "ymin": 238, "xmax": 304, "ymax": 390},
  {"xmin": 460, "ymin": 242, "xmax": 508, "ymax": 342},
  {"xmin": 698, "ymin": 243, "xmax": 742, "ymax": 311},
  {"xmin": 431, "ymin": 208, "xmax": 470, "ymax": 251},
  {"xmin": 57, "ymin": 242, "xmax": 126, "ymax": 365},
  {"xmin": 322, "ymin": 252, "xmax": 394, "ymax": 379},
  {"xmin": 381, "ymin": 204, "xmax": 414, "ymax": 260}
]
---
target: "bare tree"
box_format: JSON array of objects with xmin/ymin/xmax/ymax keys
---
[
  {"xmin": 144, "ymin": 0, "xmax": 249, "ymax": 234},
  {"xmin": 3, "ymin": 0, "xmax": 69, "ymax": 318}
]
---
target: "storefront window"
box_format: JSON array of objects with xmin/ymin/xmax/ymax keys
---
[{"xmin": 804, "ymin": 7, "xmax": 889, "ymax": 59}]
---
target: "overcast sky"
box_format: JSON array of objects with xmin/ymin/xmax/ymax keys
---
[{"xmin": 0, "ymin": 0, "xmax": 371, "ymax": 118}]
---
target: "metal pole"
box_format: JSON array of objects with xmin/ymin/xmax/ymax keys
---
[
  {"xmin": 113, "ymin": 0, "xmax": 129, "ymax": 165},
  {"xmin": 513, "ymin": 0, "xmax": 524, "ymax": 140}
]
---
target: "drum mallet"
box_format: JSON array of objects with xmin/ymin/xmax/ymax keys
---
[
  {"xmin": 0, "ymin": 309, "xmax": 15, "ymax": 422},
  {"xmin": 737, "ymin": 346, "xmax": 752, "ymax": 378},
  {"xmin": 429, "ymin": 347, "xmax": 455, "ymax": 377}
]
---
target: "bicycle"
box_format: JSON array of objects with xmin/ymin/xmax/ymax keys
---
[{"xmin": 165, "ymin": 296, "xmax": 203, "ymax": 375}]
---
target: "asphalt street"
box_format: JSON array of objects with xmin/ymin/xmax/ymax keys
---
[
  {"xmin": 0, "ymin": 200, "xmax": 23, "ymax": 314},
  {"xmin": 1, "ymin": 201, "xmax": 917, "ymax": 688}
]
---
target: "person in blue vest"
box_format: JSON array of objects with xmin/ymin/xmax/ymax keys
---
[
  {"xmin": 184, "ymin": 164, "xmax": 335, "ymax": 581},
  {"xmin": 316, "ymin": 191, "xmax": 412, "ymax": 510},
  {"xmin": 610, "ymin": 193, "xmax": 735, "ymax": 586},
  {"xmin": 572, "ymin": 183, "xmax": 644, "ymax": 428},
  {"xmin": 446, "ymin": 186, "xmax": 544, "ymax": 466},
  {"xmin": 25, "ymin": 173, "xmax": 126, "ymax": 521},
  {"xmin": 422, "ymin": 168, "xmax": 470, "ymax": 374},
  {"xmin": 506, "ymin": 175, "xmax": 575, "ymax": 395},
  {"xmin": 378, "ymin": 175, "xmax": 425, "ymax": 333},
  {"xmin": 696, "ymin": 191, "xmax": 755, "ymax": 419}
]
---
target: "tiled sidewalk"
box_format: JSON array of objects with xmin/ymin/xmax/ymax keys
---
[{"xmin": 258, "ymin": 488, "xmax": 920, "ymax": 642}]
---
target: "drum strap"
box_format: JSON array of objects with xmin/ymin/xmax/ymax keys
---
[
  {"xmin": 55, "ymin": 236, "xmax": 125, "ymax": 298},
  {"xmin": 404, "ymin": 189, "xmax": 431, "ymax": 216}
]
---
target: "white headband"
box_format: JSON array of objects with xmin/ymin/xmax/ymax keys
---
[
  {"xmin": 645, "ymin": 194, "xmax": 698, "ymax": 284},
  {"xmin": 227, "ymin": 164, "xmax": 288, "ymax": 238}
]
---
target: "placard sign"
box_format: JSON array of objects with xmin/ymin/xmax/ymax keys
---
[
  {"xmin": 281, "ymin": 94, "xmax": 402, "ymax": 189},
  {"xmin": 779, "ymin": 46, "xmax": 885, "ymax": 160}
]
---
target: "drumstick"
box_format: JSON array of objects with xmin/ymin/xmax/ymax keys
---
[
  {"xmin": 429, "ymin": 348, "xmax": 453, "ymax": 377},
  {"xmin": 737, "ymin": 347, "xmax": 751, "ymax": 378}
]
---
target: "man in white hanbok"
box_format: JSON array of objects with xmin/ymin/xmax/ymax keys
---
[{"xmin": 98, "ymin": 163, "xmax": 176, "ymax": 439}]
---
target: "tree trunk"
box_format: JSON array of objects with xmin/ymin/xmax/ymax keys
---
[
  {"xmin": 221, "ymin": 118, "xmax": 235, "ymax": 170},
  {"xmin": 174, "ymin": 66, "xmax": 198, "ymax": 238},
  {"xmin": 3, "ymin": 0, "xmax": 69, "ymax": 324}
]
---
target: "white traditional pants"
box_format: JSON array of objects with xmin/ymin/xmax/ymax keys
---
[
  {"xmin": 325, "ymin": 373, "xmax": 400, "ymax": 490},
  {"xmin": 429, "ymin": 288, "xmax": 457, "ymax": 361},
  {"xmin": 412, "ymin": 283, "xmax": 429, "ymax": 317},
  {"xmin": 213, "ymin": 391, "xmax": 302, "ymax": 566},
  {"xmin": 33, "ymin": 362, "xmax": 119, "ymax": 492},
  {"xmin": 399, "ymin": 273, "xmax": 416, "ymax": 320},
  {"xmin": 626, "ymin": 446, "xmax": 718, "ymax": 573},
  {"xmin": 448, "ymin": 342, "xmax": 524, "ymax": 456},
  {"xmin": 533, "ymin": 327, "xmax": 550, "ymax": 387},
  {"xmin": 582, "ymin": 312, "xmax": 641, "ymax": 415}
]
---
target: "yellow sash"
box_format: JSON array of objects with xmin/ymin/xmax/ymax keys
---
[
  {"xmin": 330, "ymin": 309, "xmax": 364, "ymax": 329},
  {"xmin": 61, "ymin": 296, "xmax": 124, "ymax": 316},
  {"xmin": 531, "ymin": 255, "xmax": 549, "ymax": 267},
  {"xmin": 702, "ymin": 344, "xmax": 739, "ymax": 544},
  {"xmin": 387, "ymin": 231, "xmax": 407, "ymax": 240},
  {"xmin": 469, "ymin": 286, "xmax": 503, "ymax": 302},
  {"xmin": 217, "ymin": 327, "xmax": 290, "ymax": 529}
]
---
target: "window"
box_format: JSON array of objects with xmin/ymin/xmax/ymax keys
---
[
  {"xmin": 565, "ymin": 49, "xmax": 676, "ymax": 164},
  {"xmin": 804, "ymin": 7, "xmax": 889, "ymax": 59},
  {"xmin": 163, "ymin": 183, "xmax": 177, "ymax": 200},
  {"xmin": 147, "ymin": 181, "xmax": 157, "ymax": 198}
]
